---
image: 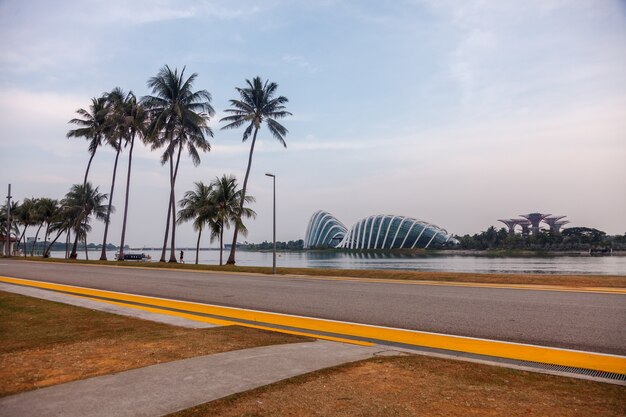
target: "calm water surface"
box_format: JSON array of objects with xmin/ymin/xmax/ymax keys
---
[{"xmin": 50, "ymin": 250, "xmax": 626, "ymax": 275}]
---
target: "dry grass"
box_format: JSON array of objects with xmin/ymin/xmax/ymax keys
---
[
  {"xmin": 170, "ymin": 355, "xmax": 626, "ymax": 417},
  {"xmin": 0, "ymin": 291, "xmax": 309, "ymax": 397},
  {"xmin": 20, "ymin": 256, "xmax": 626, "ymax": 288}
]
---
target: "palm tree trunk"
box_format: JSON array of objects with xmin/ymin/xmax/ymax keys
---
[
  {"xmin": 31, "ymin": 224, "xmax": 43, "ymax": 256},
  {"xmin": 159, "ymin": 144, "xmax": 179, "ymax": 262},
  {"xmin": 227, "ymin": 126, "xmax": 259, "ymax": 265},
  {"xmin": 219, "ymin": 227, "xmax": 224, "ymax": 266},
  {"xmin": 160, "ymin": 147, "xmax": 175, "ymax": 262},
  {"xmin": 159, "ymin": 199, "xmax": 171, "ymax": 262},
  {"xmin": 70, "ymin": 226, "xmax": 80, "ymax": 259},
  {"xmin": 168, "ymin": 143, "xmax": 183, "ymax": 263},
  {"xmin": 65, "ymin": 231, "xmax": 70, "ymax": 259},
  {"xmin": 42, "ymin": 223, "xmax": 50, "ymax": 257},
  {"xmin": 44, "ymin": 230, "xmax": 64, "ymax": 258},
  {"xmin": 195, "ymin": 229, "xmax": 201, "ymax": 264},
  {"xmin": 118, "ymin": 135, "xmax": 135, "ymax": 261},
  {"xmin": 16, "ymin": 226, "xmax": 26, "ymax": 253},
  {"xmin": 83, "ymin": 150, "xmax": 96, "ymax": 188},
  {"xmin": 100, "ymin": 143, "xmax": 122, "ymax": 260},
  {"xmin": 85, "ymin": 236, "xmax": 89, "ymax": 260}
]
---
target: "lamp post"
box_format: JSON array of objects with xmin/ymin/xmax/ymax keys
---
[
  {"xmin": 5, "ymin": 184, "xmax": 11, "ymax": 257},
  {"xmin": 265, "ymin": 173, "xmax": 276, "ymax": 274}
]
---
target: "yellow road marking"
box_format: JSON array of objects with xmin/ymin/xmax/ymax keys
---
[
  {"xmin": 15, "ymin": 259, "xmax": 626, "ymax": 295},
  {"xmin": 1, "ymin": 275, "xmax": 625, "ymax": 374},
  {"xmin": 75, "ymin": 295, "xmax": 374, "ymax": 346}
]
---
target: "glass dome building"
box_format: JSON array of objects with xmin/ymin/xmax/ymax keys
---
[
  {"xmin": 305, "ymin": 212, "xmax": 457, "ymax": 249},
  {"xmin": 304, "ymin": 210, "xmax": 348, "ymax": 249}
]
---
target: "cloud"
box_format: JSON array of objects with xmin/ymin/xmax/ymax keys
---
[{"xmin": 282, "ymin": 54, "xmax": 317, "ymax": 72}]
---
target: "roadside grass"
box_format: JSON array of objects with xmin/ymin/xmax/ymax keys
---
[
  {"xmin": 0, "ymin": 291, "xmax": 310, "ymax": 397},
  {"xmin": 16, "ymin": 256, "xmax": 626, "ymax": 288},
  {"xmin": 169, "ymin": 355, "xmax": 626, "ymax": 417}
]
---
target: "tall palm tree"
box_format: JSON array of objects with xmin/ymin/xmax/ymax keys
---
[
  {"xmin": 99, "ymin": 88, "xmax": 126, "ymax": 260},
  {"xmin": 177, "ymin": 182, "xmax": 215, "ymax": 264},
  {"xmin": 143, "ymin": 65, "xmax": 214, "ymax": 263},
  {"xmin": 209, "ymin": 174, "xmax": 256, "ymax": 266},
  {"xmin": 67, "ymin": 96, "xmax": 108, "ymax": 187},
  {"xmin": 220, "ymin": 76, "xmax": 292, "ymax": 264},
  {"xmin": 66, "ymin": 183, "xmax": 110, "ymax": 259},
  {"xmin": 117, "ymin": 93, "xmax": 147, "ymax": 261}
]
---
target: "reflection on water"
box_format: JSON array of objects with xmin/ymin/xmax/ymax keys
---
[{"xmin": 48, "ymin": 249, "xmax": 626, "ymax": 275}]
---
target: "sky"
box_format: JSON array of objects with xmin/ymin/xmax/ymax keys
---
[{"xmin": 0, "ymin": 0, "xmax": 625, "ymax": 248}]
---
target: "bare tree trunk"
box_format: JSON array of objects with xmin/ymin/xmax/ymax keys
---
[
  {"xmin": 100, "ymin": 142, "xmax": 122, "ymax": 260},
  {"xmin": 195, "ymin": 229, "xmax": 201, "ymax": 264},
  {"xmin": 226, "ymin": 126, "xmax": 259, "ymax": 265},
  {"xmin": 118, "ymin": 135, "xmax": 135, "ymax": 261}
]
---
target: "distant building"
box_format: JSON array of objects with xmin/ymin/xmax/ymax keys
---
[
  {"xmin": 305, "ymin": 211, "xmax": 458, "ymax": 250},
  {"xmin": 543, "ymin": 216, "xmax": 570, "ymax": 234},
  {"xmin": 520, "ymin": 213, "xmax": 551, "ymax": 235},
  {"xmin": 497, "ymin": 212, "xmax": 569, "ymax": 235}
]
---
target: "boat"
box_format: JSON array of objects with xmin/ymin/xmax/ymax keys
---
[
  {"xmin": 115, "ymin": 252, "xmax": 152, "ymax": 261},
  {"xmin": 589, "ymin": 248, "xmax": 612, "ymax": 256}
]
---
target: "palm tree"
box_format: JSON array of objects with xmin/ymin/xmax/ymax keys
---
[
  {"xmin": 28, "ymin": 199, "xmax": 48, "ymax": 256},
  {"xmin": 177, "ymin": 182, "xmax": 215, "ymax": 264},
  {"xmin": 117, "ymin": 93, "xmax": 147, "ymax": 261},
  {"xmin": 209, "ymin": 175, "xmax": 256, "ymax": 265},
  {"xmin": 99, "ymin": 88, "xmax": 126, "ymax": 260},
  {"xmin": 15, "ymin": 198, "xmax": 39, "ymax": 257},
  {"xmin": 43, "ymin": 202, "xmax": 73, "ymax": 258},
  {"xmin": 36, "ymin": 198, "xmax": 59, "ymax": 256},
  {"xmin": 220, "ymin": 76, "xmax": 292, "ymax": 264},
  {"xmin": 66, "ymin": 183, "xmax": 110, "ymax": 259},
  {"xmin": 0, "ymin": 201, "xmax": 20, "ymax": 256},
  {"xmin": 67, "ymin": 96, "xmax": 108, "ymax": 187},
  {"xmin": 143, "ymin": 65, "xmax": 214, "ymax": 263}
]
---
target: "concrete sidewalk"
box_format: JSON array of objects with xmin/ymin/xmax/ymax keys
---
[
  {"xmin": 0, "ymin": 282, "xmax": 216, "ymax": 328},
  {"xmin": 0, "ymin": 340, "xmax": 394, "ymax": 417}
]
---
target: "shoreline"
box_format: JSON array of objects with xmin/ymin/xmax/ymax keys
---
[
  {"xmin": 40, "ymin": 247, "xmax": 626, "ymax": 257},
  {"xmin": 9, "ymin": 257, "xmax": 626, "ymax": 288}
]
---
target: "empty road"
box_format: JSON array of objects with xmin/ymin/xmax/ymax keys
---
[{"xmin": 1, "ymin": 259, "xmax": 624, "ymax": 355}]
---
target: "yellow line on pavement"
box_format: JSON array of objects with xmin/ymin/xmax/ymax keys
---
[
  {"xmin": 16, "ymin": 259, "xmax": 626, "ymax": 294},
  {"xmin": 78, "ymin": 295, "xmax": 374, "ymax": 346},
  {"xmin": 1, "ymin": 275, "xmax": 625, "ymax": 374}
]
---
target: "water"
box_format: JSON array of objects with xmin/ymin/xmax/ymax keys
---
[{"xmin": 48, "ymin": 249, "xmax": 626, "ymax": 275}]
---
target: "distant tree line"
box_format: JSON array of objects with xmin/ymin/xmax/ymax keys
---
[
  {"xmin": 452, "ymin": 226, "xmax": 626, "ymax": 251},
  {"xmin": 240, "ymin": 240, "xmax": 305, "ymax": 251}
]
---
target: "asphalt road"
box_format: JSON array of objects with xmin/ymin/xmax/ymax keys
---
[{"xmin": 1, "ymin": 259, "xmax": 625, "ymax": 355}]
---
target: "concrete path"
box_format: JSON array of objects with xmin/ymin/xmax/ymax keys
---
[
  {"xmin": 0, "ymin": 341, "xmax": 393, "ymax": 417},
  {"xmin": 0, "ymin": 282, "xmax": 216, "ymax": 328}
]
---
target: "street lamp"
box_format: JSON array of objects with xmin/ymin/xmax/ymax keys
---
[
  {"xmin": 265, "ymin": 173, "xmax": 276, "ymax": 274},
  {"xmin": 5, "ymin": 184, "xmax": 12, "ymax": 258}
]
